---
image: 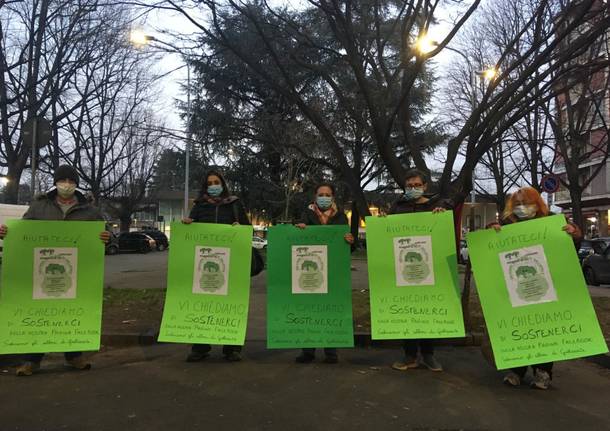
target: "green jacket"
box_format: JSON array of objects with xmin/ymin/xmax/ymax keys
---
[{"xmin": 23, "ymin": 190, "xmax": 104, "ymax": 221}]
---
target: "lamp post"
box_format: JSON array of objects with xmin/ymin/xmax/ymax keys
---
[
  {"xmin": 414, "ymin": 35, "xmax": 498, "ymax": 205},
  {"xmin": 130, "ymin": 30, "xmax": 192, "ymax": 216}
]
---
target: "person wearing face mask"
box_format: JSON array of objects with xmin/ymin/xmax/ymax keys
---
[
  {"xmin": 488, "ymin": 186, "xmax": 581, "ymax": 390},
  {"xmin": 294, "ymin": 182, "xmax": 354, "ymax": 364},
  {"xmin": 388, "ymin": 169, "xmax": 453, "ymax": 373},
  {"xmin": 182, "ymin": 169, "xmax": 250, "ymax": 362},
  {"xmin": 0, "ymin": 165, "xmax": 111, "ymax": 376}
]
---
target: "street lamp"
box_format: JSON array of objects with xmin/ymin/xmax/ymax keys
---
[
  {"xmin": 129, "ymin": 29, "xmax": 193, "ymax": 217},
  {"xmin": 414, "ymin": 36, "xmax": 499, "ymax": 204},
  {"xmin": 0, "ymin": 176, "xmax": 9, "ymax": 187}
]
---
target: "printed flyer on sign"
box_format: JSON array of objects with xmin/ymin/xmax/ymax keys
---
[
  {"xmin": 365, "ymin": 211, "xmax": 465, "ymax": 340},
  {"xmin": 393, "ymin": 236, "xmax": 434, "ymax": 286},
  {"xmin": 267, "ymin": 225, "xmax": 353, "ymax": 348},
  {"xmin": 158, "ymin": 222, "xmax": 252, "ymax": 346},
  {"xmin": 499, "ymin": 245, "xmax": 557, "ymax": 307},
  {"xmin": 0, "ymin": 220, "xmax": 105, "ymax": 354},
  {"xmin": 193, "ymin": 246, "xmax": 230, "ymax": 296},
  {"xmin": 292, "ymin": 245, "xmax": 328, "ymax": 294},
  {"xmin": 467, "ymin": 215, "xmax": 608, "ymax": 369},
  {"xmin": 33, "ymin": 247, "xmax": 78, "ymax": 300}
]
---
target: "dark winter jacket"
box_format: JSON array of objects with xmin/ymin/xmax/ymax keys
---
[
  {"xmin": 23, "ymin": 190, "xmax": 104, "ymax": 221},
  {"xmin": 189, "ymin": 195, "xmax": 250, "ymax": 225},
  {"xmin": 389, "ymin": 195, "xmax": 453, "ymax": 215},
  {"xmin": 298, "ymin": 204, "xmax": 349, "ymax": 226}
]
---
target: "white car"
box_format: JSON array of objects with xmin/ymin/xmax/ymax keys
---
[{"xmin": 252, "ymin": 236, "xmax": 268, "ymax": 249}]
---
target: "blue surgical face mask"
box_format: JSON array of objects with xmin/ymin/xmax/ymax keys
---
[
  {"xmin": 207, "ymin": 184, "xmax": 223, "ymax": 197},
  {"xmin": 316, "ymin": 196, "xmax": 333, "ymax": 210},
  {"xmin": 404, "ymin": 187, "xmax": 424, "ymax": 201}
]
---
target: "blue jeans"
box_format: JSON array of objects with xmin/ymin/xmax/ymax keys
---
[{"xmin": 302, "ymin": 348, "xmax": 337, "ymax": 358}]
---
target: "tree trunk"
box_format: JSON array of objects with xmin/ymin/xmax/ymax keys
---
[
  {"xmin": 569, "ymin": 188, "xmax": 585, "ymax": 232},
  {"xmin": 119, "ymin": 214, "xmax": 132, "ymax": 232},
  {"xmin": 350, "ymin": 200, "xmax": 360, "ymax": 249}
]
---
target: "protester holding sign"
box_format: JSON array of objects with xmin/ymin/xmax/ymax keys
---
[
  {"xmin": 487, "ymin": 186, "xmax": 582, "ymax": 390},
  {"xmin": 388, "ymin": 169, "xmax": 452, "ymax": 373},
  {"xmin": 0, "ymin": 165, "xmax": 110, "ymax": 376},
  {"xmin": 182, "ymin": 169, "xmax": 250, "ymax": 362},
  {"xmin": 293, "ymin": 182, "xmax": 354, "ymax": 364}
]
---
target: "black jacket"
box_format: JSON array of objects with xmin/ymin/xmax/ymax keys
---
[
  {"xmin": 189, "ymin": 195, "xmax": 250, "ymax": 225},
  {"xmin": 298, "ymin": 204, "xmax": 349, "ymax": 226},
  {"xmin": 389, "ymin": 195, "xmax": 453, "ymax": 215}
]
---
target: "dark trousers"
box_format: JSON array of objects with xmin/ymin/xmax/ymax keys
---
[
  {"xmin": 191, "ymin": 344, "xmax": 242, "ymax": 355},
  {"xmin": 511, "ymin": 362, "xmax": 554, "ymax": 379},
  {"xmin": 403, "ymin": 339, "xmax": 434, "ymax": 358},
  {"xmin": 302, "ymin": 348, "xmax": 337, "ymax": 358},
  {"xmin": 24, "ymin": 352, "xmax": 82, "ymax": 363}
]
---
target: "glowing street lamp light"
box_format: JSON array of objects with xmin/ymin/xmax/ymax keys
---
[
  {"xmin": 414, "ymin": 34, "xmax": 438, "ymax": 55},
  {"xmin": 129, "ymin": 29, "xmax": 155, "ymax": 47},
  {"xmin": 0, "ymin": 177, "xmax": 9, "ymax": 186},
  {"xmin": 481, "ymin": 67, "xmax": 499, "ymax": 81},
  {"xmin": 128, "ymin": 30, "xmax": 192, "ymax": 217}
]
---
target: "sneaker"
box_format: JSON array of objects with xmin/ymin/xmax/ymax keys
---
[
  {"xmin": 323, "ymin": 355, "xmax": 338, "ymax": 364},
  {"xmin": 65, "ymin": 356, "xmax": 91, "ymax": 371},
  {"xmin": 15, "ymin": 361, "xmax": 40, "ymax": 377},
  {"xmin": 421, "ymin": 354, "xmax": 443, "ymax": 372},
  {"xmin": 531, "ymin": 369, "xmax": 551, "ymax": 390},
  {"xmin": 391, "ymin": 356, "xmax": 418, "ymax": 371},
  {"xmin": 186, "ymin": 351, "xmax": 210, "ymax": 362},
  {"xmin": 503, "ymin": 371, "xmax": 521, "ymax": 387},
  {"xmin": 295, "ymin": 353, "xmax": 315, "ymax": 364},
  {"xmin": 224, "ymin": 351, "xmax": 242, "ymax": 362}
]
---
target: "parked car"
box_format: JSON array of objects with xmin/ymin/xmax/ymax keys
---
[
  {"xmin": 105, "ymin": 233, "xmax": 120, "ymax": 255},
  {"xmin": 582, "ymin": 245, "xmax": 610, "ymax": 286},
  {"xmin": 252, "ymin": 236, "xmax": 268, "ymax": 249},
  {"xmin": 459, "ymin": 239, "xmax": 469, "ymax": 263},
  {"xmin": 117, "ymin": 232, "xmax": 156, "ymax": 253},
  {"xmin": 578, "ymin": 238, "xmax": 610, "ymax": 262},
  {"xmin": 136, "ymin": 229, "xmax": 169, "ymax": 251}
]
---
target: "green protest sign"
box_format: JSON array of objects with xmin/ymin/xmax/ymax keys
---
[
  {"xmin": 365, "ymin": 211, "xmax": 464, "ymax": 340},
  {"xmin": 467, "ymin": 215, "xmax": 608, "ymax": 369},
  {"xmin": 266, "ymin": 224, "xmax": 354, "ymax": 348},
  {"xmin": 158, "ymin": 222, "xmax": 252, "ymax": 345},
  {"xmin": 0, "ymin": 220, "xmax": 105, "ymax": 354}
]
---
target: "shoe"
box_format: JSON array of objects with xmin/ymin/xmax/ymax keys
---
[
  {"xmin": 186, "ymin": 351, "xmax": 210, "ymax": 362},
  {"xmin": 421, "ymin": 354, "xmax": 443, "ymax": 372},
  {"xmin": 503, "ymin": 371, "xmax": 521, "ymax": 387},
  {"xmin": 391, "ymin": 356, "xmax": 418, "ymax": 371},
  {"xmin": 323, "ymin": 355, "xmax": 338, "ymax": 364},
  {"xmin": 224, "ymin": 351, "xmax": 242, "ymax": 362},
  {"xmin": 531, "ymin": 369, "xmax": 551, "ymax": 390},
  {"xmin": 295, "ymin": 353, "xmax": 315, "ymax": 363},
  {"xmin": 65, "ymin": 356, "xmax": 91, "ymax": 371},
  {"xmin": 15, "ymin": 361, "xmax": 40, "ymax": 377}
]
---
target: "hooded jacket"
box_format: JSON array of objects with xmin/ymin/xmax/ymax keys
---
[{"xmin": 23, "ymin": 190, "xmax": 104, "ymax": 221}]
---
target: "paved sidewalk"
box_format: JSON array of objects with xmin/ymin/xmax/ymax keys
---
[{"xmin": 1, "ymin": 343, "xmax": 609, "ymax": 431}]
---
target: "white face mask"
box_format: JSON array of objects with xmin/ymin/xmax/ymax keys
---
[
  {"xmin": 56, "ymin": 183, "xmax": 76, "ymax": 199},
  {"xmin": 513, "ymin": 204, "xmax": 537, "ymax": 219}
]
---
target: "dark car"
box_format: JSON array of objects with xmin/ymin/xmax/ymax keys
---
[
  {"xmin": 578, "ymin": 238, "xmax": 610, "ymax": 262},
  {"xmin": 136, "ymin": 229, "xmax": 169, "ymax": 251},
  {"xmin": 582, "ymin": 244, "xmax": 610, "ymax": 286},
  {"xmin": 117, "ymin": 232, "xmax": 156, "ymax": 253},
  {"xmin": 105, "ymin": 233, "xmax": 120, "ymax": 255}
]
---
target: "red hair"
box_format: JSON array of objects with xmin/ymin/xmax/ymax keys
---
[{"xmin": 502, "ymin": 187, "xmax": 549, "ymax": 221}]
